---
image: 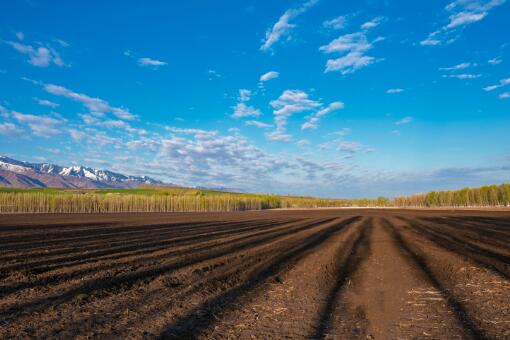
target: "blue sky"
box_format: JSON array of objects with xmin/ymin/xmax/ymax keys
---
[{"xmin": 0, "ymin": 0, "xmax": 509, "ymax": 198}]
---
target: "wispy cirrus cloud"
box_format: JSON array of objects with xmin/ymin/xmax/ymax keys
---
[
  {"xmin": 442, "ymin": 73, "xmax": 481, "ymax": 79},
  {"xmin": 488, "ymin": 56, "xmax": 502, "ymax": 65},
  {"xmin": 323, "ymin": 15, "xmax": 348, "ymax": 30},
  {"xmin": 137, "ymin": 57, "xmax": 167, "ymax": 67},
  {"xmin": 483, "ymin": 77, "xmax": 510, "ymax": 91},
  {"xmin": 245, "ymin": 120, "xmax": 272, "ymax": 129},
  {"xmin": 438, "ymin": 62, "xmax": 481, "ymax": 80},
  {"xmin": 260, "ymin": 0, "xmax": 318, "ymax": 51},
  {"xmin": 439, "ymin": 62, "xmax": 472, "ymax": 71},
  {"xmin": 360, "ymin": 16, "xmax": 386, "ymax": 30},
  {"xmin": 259, "ymin": 71, "xmax": 279, "ymax": 82},
  {"xmin": 395, "ymin": 116, "xmax": 413, "ymax": 125},
  {"xmin": 43, "ymin": 83, "xmax": 136, "ymax": 120},
  {"xmin": 386, "ymin": 88, "xmax": 404, "ymax": 94},
  {"xmin": 11, "ymin": 111, "xmax": 62, "ymax": 137},
  {"xmin": 5, "ymin": 40, "xmax": 65, "ymax": 67},
  {"xmin": 421, "ymin": 0, "xmax": 506, "ymax": 46},
  {"xmin": 319, "ymin": 26, "xmax": 384, "ymax": 74},
  {"xmin": 301, "ymin": 101, "xmax": 344, "ymax": 130},
  {"xmin": 33, "ymin": 97, "xmax": 59, "ymax": 108}
]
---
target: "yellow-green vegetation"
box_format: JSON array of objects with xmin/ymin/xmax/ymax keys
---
[
  {"xmin": 394, "ymin": 183, "xmax": 510, "ymax": 207},
  {"xmin": 2, "ymin": 183, "xmax": 508, "ymax": 213},
  {"xmin": 0, "ymin": 186, "xmax": 390, "ymax": 213}
]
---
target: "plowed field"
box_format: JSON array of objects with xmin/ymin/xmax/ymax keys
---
[{"xmin": 0, "ymin": 209, "xmax": 509, "ymax": 339}]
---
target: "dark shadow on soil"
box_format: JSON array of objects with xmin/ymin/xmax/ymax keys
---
[
  {"xmin": 398, "ymin": 217, "xmax": 509, "ymax": 279},
  {"xmin": 311, "ymin": 217, "xmax": 373, "ymax": 339},
  {"xmin": 157, "ymin": 216, "xmax": 361, "ymax": 339},
  {"xmin": 383, "ymin": 219, "xmax": 489, "ymax": 340},
  {"xmin": 0, "ymin": 217, "xmax": 339, "ymax": 323}
]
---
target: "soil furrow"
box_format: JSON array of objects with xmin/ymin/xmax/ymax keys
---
[
  {"xmin": 398, "ymin": 216, "xmax": 510, "ymax": 279},
  {"xmin": 0, "ymin": 217, "xmax": 342, "ymax": 323},
  {"xmin": 158, "ymin": 217, "xmax": 359, "ymax": 338},
  {"xmin": 0, "ymin": 218, "xmax": 318, "ymax": 298},
  {"xmin": 1, "ymin": 209, "xmax": 509, "ymax": 339},
  {"xmin": 385, "ymin": 218, "xmax": 489, "ymax": 340}
]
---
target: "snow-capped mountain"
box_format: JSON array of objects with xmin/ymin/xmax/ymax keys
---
[{"xmin": 0, "ymin": 156, "xmax": 164, "ymax": 188}]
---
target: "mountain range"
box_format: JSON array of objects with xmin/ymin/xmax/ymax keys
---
[{"xmin": 0, "ymin": 156, "xmax": 164, "ymax": 189}]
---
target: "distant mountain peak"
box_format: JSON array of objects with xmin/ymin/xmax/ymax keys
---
[{"xmin": 0, "ymin": 156, "xmax": 165, "ymax": 188}]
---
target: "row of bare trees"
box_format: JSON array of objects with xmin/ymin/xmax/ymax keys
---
[
  {"xmin": 393, "ymin": 184, "xmax": 510, "ymax": 207},
  {"xmin": 0, "ymin": 192, "xmax": 390, "ymax": 213}
]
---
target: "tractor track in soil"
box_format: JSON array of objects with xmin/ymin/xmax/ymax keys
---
[{"xmin": 0, "ymin": 209, "xmax": 509, "ymax": 339}]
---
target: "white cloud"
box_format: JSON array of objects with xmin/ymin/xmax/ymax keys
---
[
  {"xmin": 0, "ymin": 122, "xmax": 21, "ymax": 135},
  {"xmin": 245, "ymin": 120, "xmax": 272, "ymax": 129},
  {"xmin": 33, "ymin": 97, "xmax": 59, "ymax": 108},
  {"xmin": 54, "ymin": 39, "xmax": 70, "ymax": 47},
  {"xmin": 337, "ymin": 141, "xmax": 362, "ymax": 153},
  {"xmin": 165, "ymin": 126, "xmax": 217, "ymax": 136},
  {"xmin": 5, "ymin": 41, "xmax": 65, "ymax": 67},
  {"xmin": 11, "ymin": 111, "xmax": 62, "ymax": 137},
  {"xmin": 420, "ymin": 36, "xmax": 441, "ymax": 46},
  {"xmin": 301, "ymin": 101, "xmax": 344, "ymax": 130},
  {"xmin": 447, "ymin": 11, "xmax": 487, "ymax": 28},
  {"xmin": 483, "ymin": 84, "xmax": 500, "ymax": 91},
  {"xmin": 260, "ymin": 0, "xmax": 318, "ymax": 51},
  {"xmin": 259, "ymin": 71, "xmax": 279, "ymax": 82},
  {"xmin": 238, "ymin": 89, "xmax": 252, "ymax": 102},
  {"xmin": 442, "ymin": 73, "xmax": 481, "ymax": 79},
  {"xmin": 69, "ymin": 129, "xmax": 86, "ymax": 141},
  {"xmin": 126, "ymin": 137, "xmax": 160, "ymax": 151},
  {"xmin": 386, "ymin": 88, "xmax": 404, "ymax": 94},
  {"xmin": 421, "ymin": 0, "xmax": 506, "ymax": 46},
  {"xmin": 99, "ymin": 119, "xmax": 136, "ymax": 131},
  {"xmin": 208, "ymin": 69, "xmax": 221, "ymax": 80},
  {"xmin": 323, "ymin": 16, "xmax": 347, "ymax": 30},
  {"xmin": 395, "ymin": 116, "xmax": 413, "ymax": 125},
  {"xmin": 137, "ymin": 57, "xmax": 167, "ymax": 67},
  {"xmin": 266, "ymin": 90, "xmax": 343, "ymax": 140},
  {"xmin": 231, "ymin": 89, "xmax": 262, "ymax": 118},
  {"xmin": 267, "ymin": 89, "xmax": 321, "ymax": 141},
  {"xmin": 500, "ymin": 92, "xmax": 510, "ymax": 99},
  {"xmin": 488, "ymin": 56, "xmax": 502, "ymax": 65},
  {"xmin": 43, "ymin": 83, "xmax": 136, "ymax": 120},
  {"xmin": 297, "ymin": 139, "xmax": 310, "ymax": 148},
  {"xmin": 15, "ymin": 32, "xmax": 24, "ymax": 40},
  {"xmin": 324, "ymin": 51, "xmax": 375, "ymax": 74},
  {"xmin": 158, "ymin": 130, "xmax": 288, "ymax": 179},
  {"xmin": 320, "ymin": 31, "xmax": 383, "ymax": 74},
  {"xmin": 361, "ymin": 16, "xmax": 386, "ymax": 30},
  {"xmin": 232, "ymin": 103, "xmax": 262, "ymax": 118},
  {"xmin": 265, "ymin": 130, "xmax": 293, "ymax": 142},
  {"xmin": 319, "ymin": 32, "xmax": 371, "ymax": 54},
  {"xmin": 333, "ymin": 128, "xmax": 352, "ymax": 137},
  {"xmin": 439, "ymin": 62, "xmax": 472, "ymax": 70},
  {"xmin": 483, "ymin": 77, "xmax": 510, "ymax": 91}
]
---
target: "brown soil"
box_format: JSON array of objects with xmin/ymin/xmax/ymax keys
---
[{"xmin": 0, "ymin": 209, "xmax": 509, "ymax": 339}]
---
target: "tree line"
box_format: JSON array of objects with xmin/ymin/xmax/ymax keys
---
[
  {"xmin": 0, "ymin": 184, "xmax": 508, "ymax": 213},
  {"xmin": 393, "ymin": 183, "xmax": 510, "ymax": 208},
  {"xmin": 0, "ymin": 191, "xmax": 389, "ymax": 213}
]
